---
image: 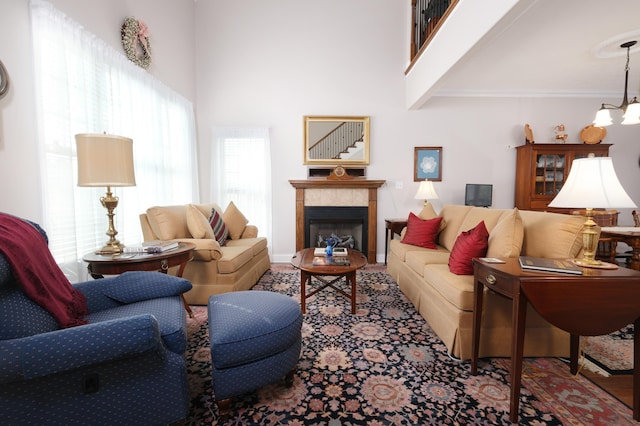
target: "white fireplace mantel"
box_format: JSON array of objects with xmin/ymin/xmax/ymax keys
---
[{"xmin": 289, "ymin": 179, "xmax": 385, "ymax": 263}]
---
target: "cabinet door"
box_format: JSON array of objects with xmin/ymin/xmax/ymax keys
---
[{"xmin": 534, "ymin": 152, "xmax": 566, "ymax": 196}]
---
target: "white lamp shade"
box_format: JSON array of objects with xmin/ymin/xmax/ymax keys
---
[
  {"xmin": 414, "ymin": 180, "xmax": 439, "ymax": 201},
  {"xmin": 548, "ymin": 156, "xmax": 636, "ymax": 209},
  {"xmin": 622, "ymin": 101, "xmax": 640, "ymax": 125},
  {"xmin": 593, "ymin": 108, "xmax": 613, "ymax": 127},
  {"xmin": 76, "ymin": 133, "xmax": 136, "ymax": 187}
]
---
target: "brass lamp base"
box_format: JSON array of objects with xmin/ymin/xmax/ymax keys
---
[
  {"xmin": 572, "ymin": 258, "xmax": 618, "ymax": 269},
  {"xmin": 95, "ymin": 186, "xmax": 124, "ymax": 255},
  {"xmin": 96, "ymin": 241, "xmax": 125, "ymax": 255},
  {"xmin": 574, "ymin": 207, "xmax": 618, "ymax": 269}
]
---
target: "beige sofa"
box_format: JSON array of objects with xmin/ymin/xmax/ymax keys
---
[
  {"xmin": 139, "ymin": 203, "xmax": 270, "ymax": 305},
  {"xmin": 387, "ymin": 204, "xmax": 590, "ymax": 360}
]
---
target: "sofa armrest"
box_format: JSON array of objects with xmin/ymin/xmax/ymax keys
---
[
  {"xmin": 240, "ymin": 225, "xmax": 258, "ymax": 239},
  {"xmin": 0, "ymin": 314, "xmax": 162, "ymax": 383},
  {"xmin": 174, "ymin": 238, "xmax": 223, "ymax": 260}
]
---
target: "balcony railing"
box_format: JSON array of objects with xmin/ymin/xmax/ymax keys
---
[{"xmin": 409, "ymin": 0, "xmax": 458, "ymax": 71}]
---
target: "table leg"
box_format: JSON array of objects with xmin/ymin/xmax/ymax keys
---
[
  {"xmin": 385, "ymin": 228, "xmax": 391, "ymax": 265},
  {"xmin": 300, "ymin": 270, "xmax": 309, "ymax": 314},
  {"xmin": 348, "ymin": 272, "xmax": 356, "ymax": 314},
  {"xmin": 509, "ymin": 288, "xmax": 527, "ymax": 424},
  {"xmin": 471, "ymin": 278, "xmax": 484, "ymax": 375},
  {"xmin": 570, "ymin": 334, "xmax": 580, "ymax": 375}
]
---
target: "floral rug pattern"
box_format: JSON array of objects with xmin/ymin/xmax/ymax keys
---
[
  {"xmin": 583, "ymin": 324, "xmax": 634, "ymax": 375},
  {"xmin": 184, "ymin": 268, "xmax": 634, "ymax": 425}
]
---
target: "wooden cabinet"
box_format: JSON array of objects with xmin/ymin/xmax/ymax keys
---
[{"xmin": 514, "ymin": 143, "xmax": 611, "ymax": 212}]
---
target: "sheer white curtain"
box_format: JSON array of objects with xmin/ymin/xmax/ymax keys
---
[
  {"xmin": 212, "ymin": 127, "xmax": 272, "ymax": 254},
  {"xmin": 30, "ymin": 0, "xmax": 198, "ymax": 281}
]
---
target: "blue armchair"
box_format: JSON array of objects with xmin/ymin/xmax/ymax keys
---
[{"xmin": 0, "ymin": 219, "xmax": 192, "ymax": 425}]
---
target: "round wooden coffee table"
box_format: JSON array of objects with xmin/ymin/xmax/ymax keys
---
[{"xmin": 291, "ymin": 247, "xmax": 367, "ymax": 314}]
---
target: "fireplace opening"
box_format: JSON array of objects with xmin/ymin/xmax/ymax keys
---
[{"xmin": 304, "ymin": 206, "xmax": 368, "ymax": 254}]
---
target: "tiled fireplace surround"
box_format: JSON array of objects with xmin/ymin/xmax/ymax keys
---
[{"xmin": 289, "ymin": 179, "xmax": 385, "ymax": 263}]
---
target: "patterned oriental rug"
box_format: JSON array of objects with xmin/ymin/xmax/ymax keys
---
[
  {"xmin": 583, "ymin": 324, "xmax": 634, "ymax": 376},
  {"xmin": 184, "ymin": 267, "xmax": 635, "ymax": 425}
]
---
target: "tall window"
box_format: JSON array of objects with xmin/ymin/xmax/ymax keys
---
[
  {"xmin": 212, "ymin": 128, "xmax": 272, "ymax": 253},
  {"xmin": 31, "ymin": 0, "xmax": 198, "ymax": 280}
]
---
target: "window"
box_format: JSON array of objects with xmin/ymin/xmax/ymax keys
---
[
  {"xmin": 31, "ymin": 0, "xmax": 198, "ymax": 280},
  {"xmin": 212, "ymin": 127, "xmax": 272, "ymax": 253}
]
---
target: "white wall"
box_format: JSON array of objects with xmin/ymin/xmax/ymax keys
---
[
  {"xmin": 194, "ymin": 0, "xmax": 640, "ymax": 262},
  {"xmin": 0, "ymin": 0, "xmax": 195, "ymax": 225},
  {"xmin": 2, "ymin": 0, "xmax": 639, "ymax": 263}
]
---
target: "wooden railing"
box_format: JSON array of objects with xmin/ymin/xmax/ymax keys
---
[
  {"xmin": 408, "ymin": 0, "xmax": 458, "ymax": 72},
  {"xmin": 308, "ymin": 121, "xmax": 364, "ymax": 160}
]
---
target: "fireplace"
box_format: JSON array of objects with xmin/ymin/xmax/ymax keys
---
[
  {"xmin": 289, "ymin": 178, "xmax": 385, "ymax": 263},
  {"xmin": 305, "ymin": 206, "xmax": 368, "ymax": 253}
]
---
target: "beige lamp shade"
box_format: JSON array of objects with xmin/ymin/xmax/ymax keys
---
[
  {"xmin": 414, "ymin": 180, "xmax": 439, "ymax": 201},
  {"xmin": 548, "ymin": 156, "xmax": 636, "ymax": 209},
  {"xmin": 76, "ymin": 133, "xmax": 136, "ymax": 187}
]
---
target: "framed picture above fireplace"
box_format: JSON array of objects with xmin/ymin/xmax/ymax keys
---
[
  {"xmin": 303, "ymin": 116, "xmax": 370, "ymax": 165},
  {"xmin": 414, "ymin": 146, "xmax": 442, "ymax": 181}
]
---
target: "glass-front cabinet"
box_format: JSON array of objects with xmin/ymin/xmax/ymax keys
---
[{"xmin": 515, "ymin": 143, "xmax": 611, "ymax": 212}]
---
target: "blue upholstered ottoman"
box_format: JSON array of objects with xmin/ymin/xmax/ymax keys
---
[{"xmin": 208, "ymin": 290, "xmax": 302, "ymax": 407}]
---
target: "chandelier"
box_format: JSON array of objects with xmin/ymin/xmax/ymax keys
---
[{"xmin": 593, "ymin": 40, "xmax": 640, "ymax": 126}]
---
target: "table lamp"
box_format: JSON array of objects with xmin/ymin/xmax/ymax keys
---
[
  {"xmin": 414, "ymin": 180, "xmax": 439, "ymax": 206},
  {"xmin": 76, "ymin": 133, "xmax": 136, "ymax": 254},
  {"xmin": 548, "ymin": 155, "xmax": 636, "ymax": 267}
]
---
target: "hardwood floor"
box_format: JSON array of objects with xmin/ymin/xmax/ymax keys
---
[{"xmin": 581, "ymin": 370, "xmax": 633, "ymax": 407}]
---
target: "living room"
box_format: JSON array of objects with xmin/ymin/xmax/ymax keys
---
[
  {"xmin": 2, "ymin": 0, "xmax": 640, "ymax": 423},
  {"xmin": 2, "ymin": 0, "xmax": 640, "ymax": 266}
]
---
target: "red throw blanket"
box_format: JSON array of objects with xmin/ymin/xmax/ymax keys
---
[{"xmin": 0, "ymin": 213, "xmax": 87, "ymax": 328}]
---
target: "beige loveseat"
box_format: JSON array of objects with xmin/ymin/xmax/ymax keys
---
[
  {"xmin": 387, "ymin": 204, "xmax": 590, "ymax": 360},
  {"xmin": 140, "ymin": 203, "xmax": 271, "ymax": 305}
]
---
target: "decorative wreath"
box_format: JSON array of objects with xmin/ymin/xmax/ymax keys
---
[{"xmin": 121, "ymin": 17, "xmax": 151, "ymax": 69}]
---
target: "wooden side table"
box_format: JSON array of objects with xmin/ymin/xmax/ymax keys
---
[
  {"xmin": 384, "ymin": 218, "xmax": 407, "ymax": 264},
  {"xmin": 470, "ymin": 257, "xmax": 640, "ymax": 423},
  {"xmin": 83, "ymin": 242, "xmax": 196, "ymax": 317}
]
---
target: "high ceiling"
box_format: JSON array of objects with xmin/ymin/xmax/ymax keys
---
[{"xmin": 430, "ymin": 0, "xmax": 640, "ymax": 101}]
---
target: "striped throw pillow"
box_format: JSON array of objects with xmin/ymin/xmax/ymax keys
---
[{"xmin": 209, "ymin": 208, "xmax": 228, "ymax": 246}]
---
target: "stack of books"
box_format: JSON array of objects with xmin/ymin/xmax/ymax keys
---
[
  {"xmin": 313, "ymin": 247, "xmax": 348, "ymax": 256},
  {"xmin": 312, "ymin": 256, "xmax": 351, "ymax": 266},
  {"xmin": 518, "ymin": 256, "xmax": 583, "ymax": 275},
  {"xmin": 312, "ymin": 247, "xmax": 350, "ymax": 266},
  {"xmin": 123, "ymin": 240, "xmax": 179, "ymax": 254}
]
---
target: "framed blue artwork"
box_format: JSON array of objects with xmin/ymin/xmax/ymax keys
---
[{"xmin": 414, "ymin": 147, "xmax": 442, "ymax": 181}]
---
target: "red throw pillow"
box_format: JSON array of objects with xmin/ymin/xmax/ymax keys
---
[
  {"xmin": 448, "ymin": 221, "xmax": 489, "ymax": 275},
  {"xmin": 401, "ymin": 213, "xmax": 443, "ymax": 249}
]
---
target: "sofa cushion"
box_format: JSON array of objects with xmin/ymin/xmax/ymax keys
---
[
  {"xmin": 209, "ymin": 208, "xmax": 229, "ymax": 246},
  {"xmin": 486, "ymin": 208, "xmax": 524, "ymax": 258},
  {"xmin": 405, "ymin": 248, "xmax": 451, "ymax": 276},
  {"xmin": 223, "ymin": 201, "xmax": 249, "ymax": 240},
  {"xmin": 186, "ymin": 204, "xmax": 215, "ymax": 239},
  {"xmin": 448, "ymin": 221, "xmax": 489, "ymax": 275},
  {"xmin": 225, "ymin": 237, "xmax": 268, "ymax": 257},
  {"xmin": 418, "ymin": 203, "xmax": 437, "ymax": 219},
  {"xmin": 519, "ymin": 210, "xmax": 586, "ymax": 258},
  {"xmin": 146, "ymin": 205, "xmax": 191, "ymax": 240},
  {"xmin": 217, "ymin": 246, "xmax": 254, "ymax": 274},
  {"xmin": 460, "ymin": 207, "xmax": 505, "ymax": 235},
  {"xmin": 423, "ymin": 264, "xmax": 475, "ymax": 311},
  {"xmin": 438, "ymin": 205, "xmax": 474, "ymax": 251},
  {"xmin": 401, "ymin": 213, "xmax": 443, "ymax": 249}
]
